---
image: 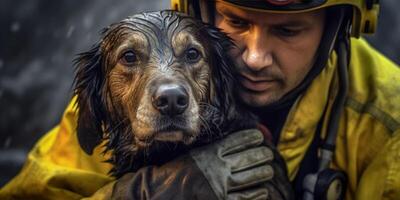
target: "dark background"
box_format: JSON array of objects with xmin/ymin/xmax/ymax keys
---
[{"xmin": 0, "ymin": 0, "xmax": 399, "ymax": 187}]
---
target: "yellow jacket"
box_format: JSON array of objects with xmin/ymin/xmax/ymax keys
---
[{"xmin": 1, "ymin": 38, "xmax": 399, "ymax": 200}]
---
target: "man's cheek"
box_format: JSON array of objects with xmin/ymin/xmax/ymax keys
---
[{"xmin": 228, "ymin": 48, "xmax": 243, "ymax": 67}]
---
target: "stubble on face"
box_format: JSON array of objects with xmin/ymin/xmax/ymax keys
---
[{"xmin": 230, "ymin": 47, "xmax": 287, "ymax": 107}]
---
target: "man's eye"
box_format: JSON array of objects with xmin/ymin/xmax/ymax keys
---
[
  {"xmin": 120, "ymin": 50, "xmax": 137, "ymax": 65},
  {"xmin": 185, "ymin": 48, "xmax": 201, "ymax": 63},
  {"xmin": 274, "ymin": 27, "xmax": 301, "ymax": 37},
  {"xmin": 226, "ymin": 18, "xmax": 248, "ymax": 28}
]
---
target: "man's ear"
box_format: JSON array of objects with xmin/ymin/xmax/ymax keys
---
[{"xmin": 73, "ymin": 45, "xmax": 105, "ymax": 155}]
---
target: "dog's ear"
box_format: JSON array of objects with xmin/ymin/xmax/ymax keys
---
[
  {"xmin": 201, "ymin": 26, "xmax": 239, "ymax": 120},
  {"xmin": 73, "ymin": 44, "xmax": 106, "ymax": 155}
]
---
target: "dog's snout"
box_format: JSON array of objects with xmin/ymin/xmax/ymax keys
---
[{"xmin": 152, "ymin": 84, "xmax": 188, "ymax": 116}]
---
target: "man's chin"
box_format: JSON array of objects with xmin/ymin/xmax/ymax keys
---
[{"xmin": 238, "ymin": 90, "xmax": 281, "ymax": 108}]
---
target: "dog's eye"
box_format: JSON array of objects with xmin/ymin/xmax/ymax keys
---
[
  {"xmin": 185, "ymin": 48, "xmax": 200, "ymax": 63},
  {"xmin": 120, "ymin": 50, "xmax": 137, "ymax": 65}
]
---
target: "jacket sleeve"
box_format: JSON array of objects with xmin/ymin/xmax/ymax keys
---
[
  {"xmin": 356, "ymin": 129, "xmax": 400, "ymax": 200},
  {"xmin": 0, "ymin": 97, "xmax": 115, "ymax": 200}
]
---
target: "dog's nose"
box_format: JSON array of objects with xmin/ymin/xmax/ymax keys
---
[{"xmin": 152, "ymin": 84, "xmax": 189, "ymax": 116}]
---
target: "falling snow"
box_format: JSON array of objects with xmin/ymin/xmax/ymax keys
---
[
  {"xmin": 3, "ymin": 137, "xmax": 12, "ymax": 149},
  {"xmin": 10, "ymin": 22, "xmax": 20, "ymax": 32},
  {"xmin": 66, "ymin": 25, "xmax": 75, "ymax": 38}
]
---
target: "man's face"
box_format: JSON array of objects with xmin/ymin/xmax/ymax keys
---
[{"xmin": 215, "ymin": 1, "xmax": 325, "ymax": 107}]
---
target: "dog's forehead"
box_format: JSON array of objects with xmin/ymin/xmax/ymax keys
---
[
  {"xmin": 101, "ymin": 10, "xmax": 212, "ymax": 66},
  {"xmin": 124, "ymin": 11, "xmax": 198, "ymax": 34},
  {"xmin": 107, "ymin": 11, "xmax": 204, "ymax": 63}
]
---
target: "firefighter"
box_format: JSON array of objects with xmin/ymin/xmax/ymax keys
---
[{"xmin": 1, "ymin": 0, "xmax": 399, "ymax": 200}]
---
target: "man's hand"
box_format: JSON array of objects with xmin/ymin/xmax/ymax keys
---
[
  {"xmin": 191, "ymin": 129, "xmax": 294, "ymax": 200},
  {"xmin": 112, "ymin": 129, "xmax": 294, "ymax": 200}
]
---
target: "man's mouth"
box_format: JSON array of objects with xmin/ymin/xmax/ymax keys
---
[{"xmin": 239, "ymin": 74, "xmax": 275, "ymax": 92}]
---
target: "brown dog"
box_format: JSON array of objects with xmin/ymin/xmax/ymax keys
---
[{"xmin": 73, "ymin": 10, "xmax": 256, "ymax": 177}]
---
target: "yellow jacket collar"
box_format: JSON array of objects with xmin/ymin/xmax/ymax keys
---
[{"xmin": 278, "ymin": 51, "xmax": 338, "ymax": 180}]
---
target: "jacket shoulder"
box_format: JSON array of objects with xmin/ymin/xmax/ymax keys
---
[{"xmin": 346, "ymin": 38, "xmax": 400, "ymax": 133}]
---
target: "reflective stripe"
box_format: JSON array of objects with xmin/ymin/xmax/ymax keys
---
[{"xmin": 346, "ymin": 97, "xmax": 400, "ymax": 133}]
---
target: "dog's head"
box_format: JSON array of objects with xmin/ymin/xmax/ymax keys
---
[{"xmin": 74, "ymin": 11, "xmax": 253, "ymax": 175}]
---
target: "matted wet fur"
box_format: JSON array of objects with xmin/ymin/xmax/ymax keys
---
[{"xmin": 73, "ymin": 10, "xmax": 257, "ymax": 178}]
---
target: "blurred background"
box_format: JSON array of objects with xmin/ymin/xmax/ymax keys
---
[{"xmin": 0, "ymin": 0, "xmax": 399, "ymax": 187}]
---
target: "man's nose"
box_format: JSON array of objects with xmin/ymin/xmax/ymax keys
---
[{"xmin": 242, "ymin": 29, "xmax": 273, "ymax": 72}]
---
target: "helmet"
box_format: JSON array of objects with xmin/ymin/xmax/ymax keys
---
[{"xmin": 171, "ymin": 0, "xmax": 380, "ymax": 37}]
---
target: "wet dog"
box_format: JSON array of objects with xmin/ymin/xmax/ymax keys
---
[{"xmin": 73, "ymin": 10, "xmax": 256, "ymax": 177}]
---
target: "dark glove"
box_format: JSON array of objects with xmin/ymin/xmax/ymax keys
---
[{"xmin": 111, "ymin": 129, "xmax": 294, "ymax": 200}]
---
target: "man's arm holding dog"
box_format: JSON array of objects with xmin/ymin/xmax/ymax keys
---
[{"xmin": 110, "ymin": 129, "xmax": 293, "ymax": 200}]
